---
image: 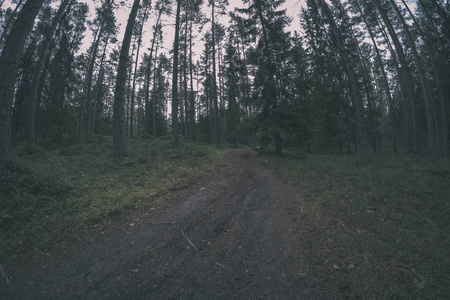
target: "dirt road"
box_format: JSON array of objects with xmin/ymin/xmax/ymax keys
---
[{"xmin": 3, "ymin": 149, "xmax": 312, "ymax": 299}]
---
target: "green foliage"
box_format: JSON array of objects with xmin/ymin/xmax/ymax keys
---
[
  {"xmin": 0, "ymin": 138, "xmax": 221, "ymax": 261},
  {"xmin": 269, "ymin": 152, "xmax": 450, "ymax": 298}
]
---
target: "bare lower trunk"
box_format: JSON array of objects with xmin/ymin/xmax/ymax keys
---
[
  {"xmin": 0, "ymin": 0, "xmax": 45, "ymax": 175},
  {"xmin": 113, "ymin": 0, "xmax": 140, "ymax": 155},
  {"xmin": 171, "ymin": 0, "xmax": 181, "ymax": 145}
]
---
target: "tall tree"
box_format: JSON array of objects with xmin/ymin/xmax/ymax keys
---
[
  {"xmin": 373, "ymin": 0, "xmax": 421, "ymax": 154},
  {"xmin": 387, "ymin": 0, "xmax": 437, "ymax": 157},
  {"xmin": 82, "ymin": 0, "xmax": 116, "ymax": 142},
  {"xmin": 130, "ymin": 3, "xmax": 150, "ymax": 137},
  {"xmin": 316, "ymin": 0, "xmax": 369, "ymax": 160},
  {"xmin": 26, "ymin": 0, "xmax": 71, "ymax": 146},
  {"xmin": 112, "ymin": 0, "xmax": 141, "ymax": 155},
  {"xmin": 350, "ymin": 0, "xmax": 397, "ymax": 152},
  {"xmin": 209, "ymin": 0, "xmax": 228, "ymax": 146},
  {"xmin": 171, "ymin": 0, "xmax": 182, "ymax": 144},
  {"xmin": 0, "ymin": 0, "xmax": 45, "ymax": 175},
  {"xmin": 144, "ymin": 0, "xmax": 166, "ymax": 137},
  {"xmin": 236, "ymin": 0, "xmax": 291, "ymax": 155}
]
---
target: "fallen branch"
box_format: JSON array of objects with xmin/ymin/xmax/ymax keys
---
[
  {"xmin": 215, "ymin": 262, "xmax": 226, "ymax": 268},
  {"xmin": 149, "ymin": 222, "xmax": 181, "ymax": 225},
  {"xmin": 0, "ymin": 264, "xmax": 11, "ymax": 290},
  {"xmin": 178, "ymin": 228, "xmax": 198, "ymax": 252}
]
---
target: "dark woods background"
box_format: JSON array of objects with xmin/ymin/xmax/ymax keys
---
[{"xmin": 0, "ymin": 0, "xmax": 449, "ymax": 168}]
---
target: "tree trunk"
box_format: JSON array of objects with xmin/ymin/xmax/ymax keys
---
[
  {"xmin": 86, "ymin": 21, "xmax": 105, "ymax": 143},
  {"xmin": 171, "ymin": 0, "xmax": 182, "ymax": 144},
  {"xmin": 388, "ymin": 0, "xmax": 437, "ymax": 157},
  {"xmin": 374, "ymin": 0, "xmax": 421, "ymax": 154},
  {"xmin": 211, "ymin": 1, "xmax": 221, "ymax": 146},
  {"xmin": 183, "ymin": 13, "xmax": 189, "ymax": 138},
  {"xmin": 152, "ymin": 39, "xmax": 160, "ymax": 138},
  {"xmin": 113, "ymin": 0, "xmax": 140, "ymax": 155},
  {"xmin": 353, "ymin": 0, "xmax": 397, "ymax": 152},
  {"xmin": 0, "ymin": 0, "xmax": 45, "ymax": 175},
  {"xmin": 27, "ymin": 0, "xmax": 71, "ymax": 147},
  {"xmin": 400, "ymin": 0, "xmax": 447, "ymax": 157},
  {"xmin": 130, "ymin": 12, "xmax": 147, "ymax": 138},
  {"xmin": 318, "ymin": 0, "xmax": 368, "ymax": 161},
  {"xmin": 189, "ymin": 14, "xmax": 195, "ymax": 140},
  {"xmin": 144, "ymin": 8, "xmax": 163, "ymax": 137}
]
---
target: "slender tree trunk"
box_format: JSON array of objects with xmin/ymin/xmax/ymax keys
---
[
  {"xmin": 113, "ymin": 0, "xmax": 140, "ymax": 155},
  {"xmin": 86, "ymin": 22, "xmax": 106, "ymax": 143},
  {"xmin": 92, "ymin": 37, "xmax": 109, "ymax": 135},
  {"xmin": 388, "ymin": 0, "xmax": 437, "ymax": 157},
  {"xmin": 27, "ymin": 0, "xmax": 70, "ymax": 147},
  {"xmin": 183, "ymin": 13, "xmax": 189, "ymax": 138},
  {"xmin": 144, "ymin": 9, "xmax": 163, "ymax": 137},
  {"xmin": 374, "ymin": 0, "xmax": 421, "ymax": 154},
  {"xmin": 255, "ymin": 0, "xmax": 282, "ymax": 154},
  {"xmin": 126, "ymin": 36, "xmax": 137, "ymax": 137},
  {"xmin": 211, "ymin": 1, "xmax": 221, "ymax": 146},
  {"xmin": 179, "ymin": 60, "xmax": 184, "ymax": 135},
  {"xmin": 152, "ymin": 39, "xmax": 160, "ymax": 138},
  {"xmin": 353, "ymin": 0, "xmax": 397, "ymax": 152},
  {"xmin": 171, "ymin": 0, "xmax": 181, "ymax": 144},
  {"xmin": 0, "ymin": 0, "xmax": 45, "ymax": 175},
  {"xmin": 318, "ymin": 0, "xmax": 368, "ymax": 160},
  {"xmin": 130, "ymin": 14, "xmax": 147, "ymax": 138},
  {"xmin": 189, "ymin": 14, "xmax": 195, "ymax": 140},
  {"xmin": 400, "ymin": 0, "xmax": 448, "ymax": 157}
]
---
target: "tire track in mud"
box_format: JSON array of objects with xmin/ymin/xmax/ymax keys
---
[{"xmin": 3, "ymin": 149, "xmax": 311, "ymax": 299}]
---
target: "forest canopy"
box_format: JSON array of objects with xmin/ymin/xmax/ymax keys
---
[{"xmin": 1, "ymin": 0, "xmax": 449, "ymax": 173}]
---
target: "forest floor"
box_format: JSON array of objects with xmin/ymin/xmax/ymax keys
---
[
  {"xmin": 1, "ymin": 145, "xmax": 449, "ymax": 299},
  {"xmin": 2, "ymin": 149, "xmax": 313, "ymax": 299}
]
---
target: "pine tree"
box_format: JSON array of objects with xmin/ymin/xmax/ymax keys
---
[
  {"xmin": 113, "ymin": 0, "xmax": 141, "ymax": 155},
  {"xmin": 0, "ymin": 0, "xmax": 45, "ymax": 175}
]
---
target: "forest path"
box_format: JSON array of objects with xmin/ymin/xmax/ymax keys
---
[{"xmin": 4, "ymin": 149, "xmax": 312, "ymax": 299}]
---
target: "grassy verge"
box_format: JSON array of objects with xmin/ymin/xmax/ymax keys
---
[
  {"xmin": 268, "ymin": 152, "xmax": 450, "ymax": 298},
  {"xmin": 0, "ymin": 137, "xmax": 223, "ymax": 262}
]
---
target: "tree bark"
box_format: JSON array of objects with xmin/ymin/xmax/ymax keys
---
[
  {"xmin": 374, "ymin": 0, "xmax": 421, "ymax": 154},
  {"xmin": 318, "ymin": 0, "xmax": 369, "ymax": 161},
  {"xmin": 144, "ymin": 8, "xmax": 163, "ymax": 137},
  {"xmin": 130, "ymin": 10, "xmax": 148, "ymax": 138},
  {"xmin": 113, "ymin": 0, "xmax": 140, "ymax": 155},
  {"xmin": 26, "ymin": 0, "xmax": 71, "ymax": 147},
  {"xmin": 352, "ymin": 0, "xmax": 397, "ymax": 152},
  {"xmin": 388, "ymin": 0, "xmax": 437, "ymax": 157},
  {"xmin": 211, "ymin": 1, "xmax": 221, "ymax": 146},
  {"xmin": 0, "ymin": 0, "xmax": 45, "ymax": 175},
  {"xmin": 171, "ymin": 0, "xmax": 182, "ymax": 144},
  {"xmin": 189, "ymin": 13, "xmax": 195, "ymax": 140}
]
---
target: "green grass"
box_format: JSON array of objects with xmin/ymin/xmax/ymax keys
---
[
  {"xmin": 268, "ymin": 151, "xmax": 450, "ymax": 299},
  {"xmin": 0, "ymin": 136, "xmax": 223, "ymax": 261}
]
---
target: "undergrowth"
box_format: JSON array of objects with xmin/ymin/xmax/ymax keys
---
[
  {"xmin": 269, "ymin": 151, "xmax": 450, "ymax": 299},
  {"xmin": 0, "ymin": 137, "xmax": 222, "ymax": 262}
]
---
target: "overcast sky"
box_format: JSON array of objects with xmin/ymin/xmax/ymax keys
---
[{"xmin": 75, "ymin": 0, "xmax": 306, "ymax": 62}]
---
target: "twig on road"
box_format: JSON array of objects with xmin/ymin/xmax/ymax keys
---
[
  {"xmin": 178, "ymin": 227, "xmax": 199, "ymax": 252},
  {"xmin": 215, "ymin": 262, "xmax": 226, "ymax": 268},
  {"xmin": 149, "ymin": 222, "xmax": 181, "ymax": 225}
]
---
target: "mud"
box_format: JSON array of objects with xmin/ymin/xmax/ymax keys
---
[{"xmin": 2, "ymin": 149, "xmax": 312, "ymax": 299}]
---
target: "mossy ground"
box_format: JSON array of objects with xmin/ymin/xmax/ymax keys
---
[
  {"xmin": 267, "ymin": 151, "xmax": 450, "ymax": 298},
  {"xmin": 0, "ymin": 136, "xmax": 224, "ymax": 261},
  {"xmin": 2, "ymin": 141, "xmax": 449, "ymax": 298}
]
